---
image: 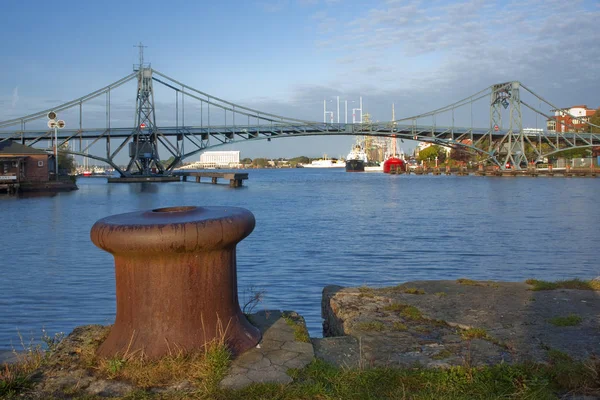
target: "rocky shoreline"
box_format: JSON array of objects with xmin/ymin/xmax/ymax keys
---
[
  {"xmin": 320, "ymin": 279, "xmax": 600, "ymax": 368},
  {"xmin": 2, "ymin": 279, "xmax": 599, "ymax": 398}
]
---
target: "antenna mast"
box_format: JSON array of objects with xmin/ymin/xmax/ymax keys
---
[{"xmin": 134, "ymin": 42, "xmax": 147, "ymax": 70}]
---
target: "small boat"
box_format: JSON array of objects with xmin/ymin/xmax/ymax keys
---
[{"xmin": 82, "ymin": 170, "xmax": 92, "ymax": 177}]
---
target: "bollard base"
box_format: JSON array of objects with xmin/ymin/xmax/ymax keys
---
[
  {"xmin": 97, "ymin": 313, "xmax": 261, "ymax": 359},
  {"xmin": 91, "ymin": 205, "xmax": 260, "ymax": 359}
]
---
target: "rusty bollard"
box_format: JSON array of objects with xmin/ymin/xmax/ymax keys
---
[{"xmin": 90, "ymin": 206, "xmax": 261, "ymax": 359}]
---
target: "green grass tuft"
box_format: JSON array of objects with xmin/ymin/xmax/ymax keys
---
[
  {"xmin": 358, "ymin": 286, "xmax": 375, "ymax": 298},
  {"xmin": 392, "ymin": 322, "xmax": 408, "ymax": 331},
  {"xmin": 461, "ymin": 328, "xmax": 489, "ymax": 340},
  {"xmin": 282, "ymin": 313, "xmax": 311, "ymax": 343},
  {"xmin": 403, "ymin": 287, "xmax": 426, "ymax": 295},
  {"xmin": 548, "ymin": 314, "xmax": 583, "ymax": 327},
  {"xmin": 525, "ymin": 278, "xmax": 600, "ymax": 291},
  {"xmin": 357, "ymin": 321, "xmax": 385, "ymax": 332},
  {"xmin": 456, "ymin": 278, "xmax": 482, "ymax": 286},
  {"xmin": 383, "ymin": 302, "xmax": 407, "ymax": 312},
  {"xmin": 431, "ymin": 349, "xmax": 454, "ymax": 360},
  {"xmin": 400, "ymin": 306, "xmax": 423, "ymax": 320},
  {"xmin": 383, "ymin": 303, "xmax": 423, "ymax": 320}
]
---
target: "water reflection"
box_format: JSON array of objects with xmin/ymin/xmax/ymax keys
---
[{"xmin": 17, "ymin": 192, "xmax": 58, "ymax": 199}]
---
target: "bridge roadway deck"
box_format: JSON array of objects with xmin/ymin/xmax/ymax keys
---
[{"xmin": 3, "ymin": 123, "xmax": 591, "ymax": 142}]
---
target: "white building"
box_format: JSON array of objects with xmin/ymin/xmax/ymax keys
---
[{"xmin": 199, "ymin": 151, "xmax": 241, "ymax": 168}]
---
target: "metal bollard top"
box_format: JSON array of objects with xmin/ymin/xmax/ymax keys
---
[{"xmin": 90, "ymin": 205, "xmax": 255, "ymax": 255}]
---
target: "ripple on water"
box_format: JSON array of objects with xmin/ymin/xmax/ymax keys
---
[{"xmin": 1, "ymin": 170, "xmax": 599, "ymax": 348}]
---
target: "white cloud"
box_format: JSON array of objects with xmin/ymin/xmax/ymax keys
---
[{"xmin": 305, "ymin": 0, "xmax": 599, "ymax": 106}]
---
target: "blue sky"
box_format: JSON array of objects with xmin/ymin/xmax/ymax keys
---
[{"xmin": 1, "ymin": 0, "xmax": 599, "ymax": 161}]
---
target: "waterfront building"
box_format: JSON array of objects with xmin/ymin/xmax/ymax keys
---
[
  {"xmin": 198, "ymin": 151, "xmax": 241, "ymax": 168},
  {"xmin": 0, "ymin": 142, "xmax": 50, "ymax": 183},
  {"xmin": 547, "ymin": 105, "xmax": 597, "ymax": 133}
]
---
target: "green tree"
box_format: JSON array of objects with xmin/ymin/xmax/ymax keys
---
[
  {"xmin": 588, "ymin": 108, "xmax": 600, "ymax": 133},
  {"xmin": 449, "ymin": 147, "xmax": 473, "ymax": 163},
  {"xmin": 289, "ymin": 156, "xmax": 309, "ymax": 167},
  {"xmin": 57, "ymin": 143, "xmax": 75, "ymax": 174},
  {"xmin": 160, "ymin": 156, "xmax": 181, "ymax": 169},
  {"xmin": 240, "ymin": 158, "xmax": 252, "ymax": 164},
  {"xmin": 252, "ymin": 158, "xmax": 268, "ymax": 168},
  {"xmin": 553, "ymin": 148, "xmax": 588, "ymax": 159},
  {"xmin": 418, "ymin": 145, "xmax": 446, "ymax": 163}
]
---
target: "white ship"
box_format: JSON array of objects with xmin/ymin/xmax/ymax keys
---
[{"xmin": 303, "ymin": 156, "xmax": 346, "ymax": 168}]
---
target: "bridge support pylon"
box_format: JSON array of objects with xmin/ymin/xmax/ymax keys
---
[
  {"xmin": 490, "ymin": 82, "xmax": 526, "ymax": 170},
  {"xmin": 122, "ymin": 64, "xmax": 167, "ymax": 177}
]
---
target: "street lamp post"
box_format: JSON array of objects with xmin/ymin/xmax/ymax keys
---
[{"xmin": 47, "ymin": 111, "xmax": 65, "ymax": 179}]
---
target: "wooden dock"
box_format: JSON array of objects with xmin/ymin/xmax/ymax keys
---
[{"xmin": 174, "ymin": 171, "xmax": 248, "ymax": 187}]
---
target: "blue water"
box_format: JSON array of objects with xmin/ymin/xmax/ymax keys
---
[{"xmin": 1, "ymin": 169, "xmax": 599, "ymax": 349}]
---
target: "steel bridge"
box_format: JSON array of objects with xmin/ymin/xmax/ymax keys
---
[{"xmin": 1, "ymin": 63, "xmax": 599, "ymax": 176}]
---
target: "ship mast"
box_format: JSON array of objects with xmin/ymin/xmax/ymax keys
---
[{"xmin": 391, "ymin": 104, "xmax": 397, "ymax": 157}]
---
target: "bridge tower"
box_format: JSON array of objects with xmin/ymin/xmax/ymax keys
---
[
  {"xmin": 125, "ymin": 44, "xmax": 165, "ymax": 176},
  {"xmin": 490, "ymin": 82, "xmax": 525, "ymax": 169}
]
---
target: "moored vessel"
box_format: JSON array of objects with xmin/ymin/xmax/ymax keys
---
[
  {"xmin": 303, "ymin": 157, "xmax": 346, "ymax": 168},
  {"xmin": 346, "ymin": 144, "xmax": 367, "ymax": 172},
  {"xmin": 383, "ymin": 104, "xmax": 406, "ymax": 173},
  {"xmin": 383, "ymin": 157, "xmax": 405, "ymax": 173}
]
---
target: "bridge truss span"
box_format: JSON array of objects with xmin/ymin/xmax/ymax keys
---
[{"xmin": 0, "ymin": 67, "xmax": 599, "ymax": 175}]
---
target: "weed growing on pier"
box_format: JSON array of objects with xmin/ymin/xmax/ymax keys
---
[
  {"xmin": 0, "ymin": 363, "xmax": 34, "ymax": 397},
  {"xmin": 392, "ymin": 322, "xmax": 407, "ymax": 331},
  {"xmin": 242, "ymin": 286, "xmax": 266, "ymax": 314},
  {"xmin": 382, "ymin": 302, "xmax": 407, "ymax": 312},
  {"xmin": 0, "ymin": 328, "xmax": 65, "ymax": 398},
  {"xmin": 548, "ymin": 314, "xmax": 583, "ymax": 327},
  {"xmin": 414, "ymin": 326, "xmax": 432, "ymax": 334},
  {"xmin": 382, "ymin": 303, "xmax": 423, "ymax": 320},
  {"xmin": 525, "ymin": 278, "xmax": 600, "ymax": 291},
  {"xmin": 456, "ymin": 278, "xmax": 482, "ymax": 286},
  {"xmin": 402, "ymin": 287, "xmax": 426, "ymax": 295},
  {"xmin": 96, "ymin": 337, "xmax": 231, "ymax": 391},
  {"xmin": 282, "ymin": 312, "xmax": 310, "ymax": 343},
  {"xmin": 431, "ymin": 348, "xmax": 454, "ymax": 360},
  {"xmin": 357, "ymin": 321, "xmax": 385, "ymax": 332},
  {"xmin": 400, "ymin": 306, "xmax": 423, "ymax": 321},
  {"xmin": 358, "ymin": 286, "xmax": 375, "ymax": 298},
  {"xmin": 460, "ymin": 328, "xmax": 489, "ymax": 340}
]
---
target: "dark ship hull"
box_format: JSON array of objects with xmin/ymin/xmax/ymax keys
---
[{"xmin": 345, "ymin": 159, "xmax": 365, "ymax": 172}]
